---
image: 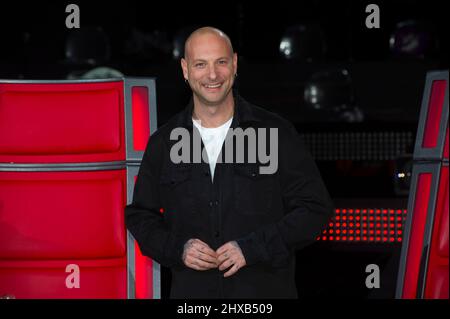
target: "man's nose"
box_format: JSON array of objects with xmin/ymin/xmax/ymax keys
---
[{"xmin": 208, "ymin": 66, "xmax": 218, "ymax": 80}]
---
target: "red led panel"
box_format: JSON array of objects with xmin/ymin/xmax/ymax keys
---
[
  {"xmin": 132, "ymin": 174, "xmax": 156, "ymax": 299},
  {"xmin": 422, "ymin": 80, "xmax": 447, "ymax": 149},
  {"xmin": 135, "ymin": 241, "xmax": 154, "ymax": 299},
  {"xmin": 131, "ymin": 86, "xmax": 150, "ymax": 152},
  {"xmin": 402, "ymin": 173, "xmax": 432, "ymax": 299},
  {"xmin": 0, "ymin": 81, "xmax": 125, "ymax": 163},
  {"xmin": 438, "ymin": 193, "xmax": 449, "ymax": 258},
  {"xmin": 424, "ymin": 166, "xmax": 449, "ymax": 299},
  {"xmin": 317, "ymin": 208, "xmax": 407, "ymax": 243},
  {"xmin": 444, "ymin": 125, "xmax": 449, "ymax": 160}
]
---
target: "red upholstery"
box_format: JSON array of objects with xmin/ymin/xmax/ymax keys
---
[
  {"xmin": 0, "ymin": 82, "xmax": 125, "ymax": 163},
  {"xmin": 0, "ymin": 170, "xmax": 127, "ymax": 259},
  {"xmin": 438, "ymin": 192, "xmax": 449, "ymax": 257},
  {"xmin": 0, "ymin": 170, "xmax": 128, "ymax": 298},
  {"xmin": 0, "ymin": 259, "xmax": 126, "ymax": 299},
  {"xmin": 0, "ymin": 79, "xmax": 156, "ymax": 298},
  {"xmin": 425, "ymin": 266, "xmax": 449, "ymax": 299}
]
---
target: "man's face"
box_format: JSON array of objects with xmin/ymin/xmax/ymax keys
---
[{"xmin": 181, "ymin": 33, "xmax": 237, "ymax": 107}]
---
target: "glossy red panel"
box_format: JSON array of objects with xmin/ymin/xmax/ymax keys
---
[
  {"xmin": 131, "ymin": 86, "xmax": 150, "ymax": 152},
  {"xmin": 0, "ymin": 81, "xmax": 125, "ymax": 163},
  {"xmin": 425, "ymin": 166, "xmax": 449, "ymax": 299},
  {"xmin": 437, "ymin": 171, "xmax": 449, "ymax": 257},
  {"xmin": 135, "ymin": 241, "xmax": 154, "ymax": 299},
  {"xmin": 444, "ymin": 125, "xmax": 449, "ymax": 160},
  {"xmin": 0, "ymin": 258, "xmax": 126, "ymax": 299},
  {"xmin": 422, "ymin": 80, "xmax": 446, "ymax": 149},
  {"xmin": 0, "ymin": 170, "xmax": 127, "ymax": 259},
  {"xmin": 425, "ymin": 265, "xmax": 449, "ymax": 299},
  {"xmin": 403, "ymin": 173, "xmax": 432, "ymax": 298}
]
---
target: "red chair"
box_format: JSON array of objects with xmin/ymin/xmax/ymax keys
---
[
  {"xmin": 0, "ymin": 78, "xmax": 159, "ymax": 298},
  {"xmin": 396, "ymin": 71, "xmax": 449, "ymax": 299}
]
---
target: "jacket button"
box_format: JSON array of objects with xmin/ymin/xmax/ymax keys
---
[
  {"xmin": 214, "ymin": 231, "xmax": 220, "ymax": 238},
  {"xmin": 214, "ymin": 200, "xmax": 219, "ymax": 206},
  {"xmin": 205, "ymin": 172, "xmax": 210, "ymax": 177},
  {"xmin": 209, "ymin": 201, "xmax": 213, "ymax": 207}
]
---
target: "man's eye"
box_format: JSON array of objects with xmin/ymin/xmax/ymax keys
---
[
  {"xmin": 195, "ymin": 63, "xmax": 205, "ymax": 68},
  {"xmin": 218, "ymin": 60, "xmax": 227, "ymax": 65}
]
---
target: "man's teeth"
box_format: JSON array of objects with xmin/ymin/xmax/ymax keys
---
[{"xmin": 204, "ymin": 84, "xmax": 221, "ymax": 88}]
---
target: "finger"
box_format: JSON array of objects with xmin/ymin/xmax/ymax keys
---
[
  {"xmin": 187, "ymin": 252, "xmax": 217, "ymax": 267},
  {"xmin": 193, "ymin": 242, "xmax": 217, "ymax": 258},
  {"xmin": 185, "ymin": 261, "xmax": 200, "ymax": 271},
  {"xmin": 194, "ymin": 238, "xmax": 217, "ymax": 255},
  {"xmin": 219, "ymin": 258, "xmax": 234, "ymax": 271},
  {"xmin": 196, "ymin": 251, "xmax": 219, "ymax": 265},
  {"xmin": 187, "ymin": 257, "xmax": 216, "ymax": 270},
  {"xmin": 184, "ymin": 257, "xmax": 202, "ymax": 270},
  {"xmin": 216, "ymin": 243, "xmax": 232, "ymax": 255},
  {"xmin": 217, "ymin": 253, "xmax": 227, "ymax": 264},
  {"xmin": 217, "ymin": 251, "xmax": 231, "ymax": 264},
  {"xmin": 224, "ymin": 264, "xmax": 239, "ymax": 277},
  {"xmin": 198, "ymin": 247, "xmax": 218, "ymax": 259}
]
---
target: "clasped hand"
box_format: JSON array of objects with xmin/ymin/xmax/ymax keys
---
[{"xmin": 182, "ymin": 238, "xmax": 246, "ymax": 277}]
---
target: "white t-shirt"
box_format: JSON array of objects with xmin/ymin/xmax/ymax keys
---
[{"xmin": 192, "ymin": 117, "xmax": 233, "ymax": 180}]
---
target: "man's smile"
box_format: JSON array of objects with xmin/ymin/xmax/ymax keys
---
[{"xmin": 202, "ymin": 82, "xmax": 223, "ymax": 90}]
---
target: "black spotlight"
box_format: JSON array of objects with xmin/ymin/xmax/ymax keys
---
[
  {"xmin": 279, "ymin": 24, "xmax": 326, "ymax": 62},
  {"xmin": 389, "ymin": 20, "xmax": 438, "ymax": 60},
  {"xmin": 304, "ymin": 69, "xmax": 364, "ymax": 122}
]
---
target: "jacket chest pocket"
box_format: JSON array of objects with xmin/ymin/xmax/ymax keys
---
[
  {"xmin": 233, "ymin": 164, "xmax": 274, "ymax": 215},
  {"xmin": 159, "ymin": 166, "xmax": 195, "ymax": 213}
]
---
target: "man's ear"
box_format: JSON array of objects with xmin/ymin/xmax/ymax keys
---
[
  {"xmin": 181, "ymin": 58, "xmax": 188, "ymax": 80},
  {"xmin": 233, "ymin": 53, "xmax": 238, "ymax": 75}
]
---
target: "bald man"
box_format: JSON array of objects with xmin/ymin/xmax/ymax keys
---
[{"xmin": 126, "ymin": 27, "xmax": 334, "ymax": 298}]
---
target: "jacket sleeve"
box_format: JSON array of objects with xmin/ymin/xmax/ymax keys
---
[
  {"xmin": 125, "ymin": 134, "xmax": 186, "ymax": 268},
  {"xmin": 236, "ymin": 122, "xmax": 334, "ymax": 268}
]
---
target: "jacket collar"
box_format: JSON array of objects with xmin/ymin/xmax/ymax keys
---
[{"xmin": 178, "ymin": 90, "xmax": 261, "ymax": 130}]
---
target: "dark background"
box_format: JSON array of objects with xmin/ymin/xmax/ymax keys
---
[
  {"xmin": 1, "ymin": 1, "xmax": 447, "ymax": 124},
  {"xmin": 0, "ymin": 1, "xmax": 447, "ymax": 298}
]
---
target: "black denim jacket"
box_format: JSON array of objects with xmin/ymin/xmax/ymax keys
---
[{"xmin": 125, "ymin": 94, "xmax": 334, "ymax": 298}]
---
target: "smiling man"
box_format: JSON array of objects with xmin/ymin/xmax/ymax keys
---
[
  {"xmin": 125, "ymin": 27, "xmax": 334, "ymax": 298},
  {"xmin": 182, "ymin": 27, "xmax": 237, "ymax": 115}
]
